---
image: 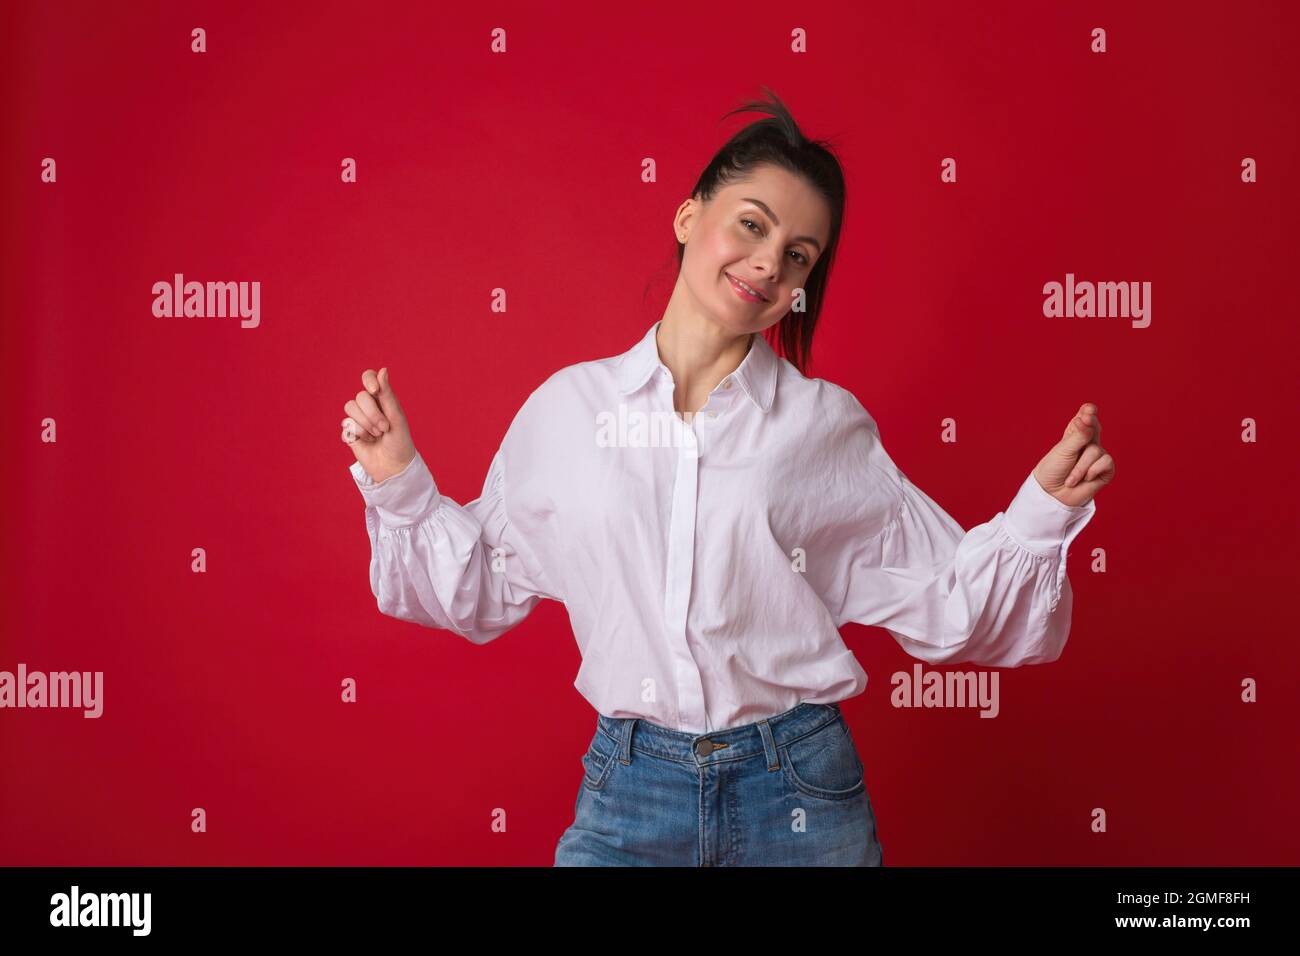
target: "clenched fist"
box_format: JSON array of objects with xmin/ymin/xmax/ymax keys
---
[
  {"xmin": 341, "ymin": 367, "xmax": 418, "ymax": 483},
  {"xmin": 1033, "ymin": 403, "xmax": 1115, "ymax": 508}
]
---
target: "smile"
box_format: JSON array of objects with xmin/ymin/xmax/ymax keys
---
[{"xmin": 726, "ymin": 273, "xmax": 768, "ymax": 302}]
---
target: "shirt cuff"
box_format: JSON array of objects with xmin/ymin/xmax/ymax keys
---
[
  {"xmin": 1002, "ymin": 470, "xmax": 1096, "ymax": 557},
  {"xmin": 349, "ymin": 453, "xmax": 441, "ymax": 528}
]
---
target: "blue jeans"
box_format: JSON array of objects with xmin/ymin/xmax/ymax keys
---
[{"xmin": 554, "ymin": 701, "xmax": 883, "ymax": 866}]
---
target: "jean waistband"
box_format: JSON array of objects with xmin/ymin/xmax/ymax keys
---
[{"xmin": 595, "ymin": 701, "xmax": 843, "ymax": 768}]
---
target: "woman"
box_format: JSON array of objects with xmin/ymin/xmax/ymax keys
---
[{"xmin": 339, "ymin": 89, "xmax": 1115, "ymax": 867}]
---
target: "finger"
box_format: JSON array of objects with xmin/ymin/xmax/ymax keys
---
[
  {"xmin": 1081, "ymin": 404, "xmax": 1100, "ymax": 443},
  {"xmin": 362, "ymin": 366, "xmax": 404, "ymax": 422},
  {"xmin": 340, "ymin": 416, "xmax": 374, "ymax": 444},
  {"xmin": 355, "ymin": 390, "xmax": 390, "ymax": 433},
  {"xmin": 1071, "ymin": 471, "xmax": 1109, "ymax": 499},
  {"xmin": 344, "ymin": 399, "xmax": 381, "ymax": 437},
  {"xmin": 1065, "ymin": 443, "xmax": 1104, "ymax": 487},
  {"xmin": 1059, "ymin": 403, "xmax": 1099, "ymax": 454},
  {"xmin": 1084, "ymin": 452, "xmax": 1114, "ymax": 483}
]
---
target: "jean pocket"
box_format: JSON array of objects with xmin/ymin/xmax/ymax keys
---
[
  {"xmin": 580, "ymin": 727, "xmax": 619, "ymax": 791},
  {"xmin": 780, "ymin": 715, "xmax": 866, "ymax": 801}
]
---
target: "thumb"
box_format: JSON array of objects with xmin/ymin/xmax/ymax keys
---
[
  {"xmin": 1058, "ymin": 403, "xmax": 1096, "ymax": 454},
  {"xmin": 371, "ymin": 366, "xmax": 404, "ymax": 421}
]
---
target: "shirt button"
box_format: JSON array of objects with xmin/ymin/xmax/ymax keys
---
[
  {"xmin": 722, "ymin": 378, "xmax": 732, "ymax": 389},
  {"xmin": 707, "ymin": 411, "xmax": 718, "ymax": 419}
]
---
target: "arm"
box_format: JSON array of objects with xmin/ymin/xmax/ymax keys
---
[
  {"xmin": 349, "ymin": 446, "xmax": 559, "ymax": 644},
  {"xmin": 819, "ymin": 396, "xmax": 1097, "ymax": 667}
]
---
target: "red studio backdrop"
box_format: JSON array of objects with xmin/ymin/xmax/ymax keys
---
[{"xmin": 2, "ymin": 0, "xmax": 1297, "ymax": 867}]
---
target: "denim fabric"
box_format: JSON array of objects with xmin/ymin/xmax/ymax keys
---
[{"xmin": 554, "ymin": 701, "xmax": 883, "ymax": 866}]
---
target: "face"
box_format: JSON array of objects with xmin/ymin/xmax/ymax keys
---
[{"xmin": 673, "ymin": 164, "xmax": 832, "ymax": 336}]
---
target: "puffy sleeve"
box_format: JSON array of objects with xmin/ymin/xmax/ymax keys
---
[
  {"xmin": 348, "ymin": 442, "xmax": 562, "ymax": 644},
  {"xmin": 819, "ymin": 394, "xmax": 1096, "ymax": 668}
]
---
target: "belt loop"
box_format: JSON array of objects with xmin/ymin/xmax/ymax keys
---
[
  {"xmin": 619, "ymin": 717, "xmax": 637, "ymax": 764},
  {"xmin": 757, "ymin": 718, "xmax": 780, "ymax": 771}
]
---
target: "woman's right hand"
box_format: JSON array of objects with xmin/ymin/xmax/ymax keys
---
[{"xmin": 341, "ymin": 367, "xmax": 418, "ymax": 483}]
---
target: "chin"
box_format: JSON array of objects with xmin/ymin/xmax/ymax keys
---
[
  {"xmin": 715, "ymin": 286, "xmax": 768, "ymax": 328},
  {"xmin": 710, "ymin": 306, "xmax": 761, "ymax": 337}
]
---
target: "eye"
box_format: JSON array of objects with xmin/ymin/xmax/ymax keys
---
[{"xmin": 742, "ymin": 218, "xmax": 809, "ymax": 266}]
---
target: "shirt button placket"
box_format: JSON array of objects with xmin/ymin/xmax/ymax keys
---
[{"xmin": 663, "ymin": 417, "xmax": 706, "ymax": 732}]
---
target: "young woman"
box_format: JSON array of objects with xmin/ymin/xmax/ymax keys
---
[{"xmin": 339, "ymin": 89, "xmax": 1115, "ymax": 867}]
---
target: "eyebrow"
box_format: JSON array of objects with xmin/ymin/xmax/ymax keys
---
[{"xmin": 741, "ymin": 198, "xmax": 823, "ymax": 252}]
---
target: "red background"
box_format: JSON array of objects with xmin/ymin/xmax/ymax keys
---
[{"xmin": 2, "ymin": 0, "xmax": 1297, "ymax": 865}]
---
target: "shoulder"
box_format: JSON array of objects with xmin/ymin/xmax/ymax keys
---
[
  {"xmin": 497, "ymin": 354, "xmax": 614, "ymax": 458},
  {"xmin": 515, "ymin": 354, "xmax": 615, "ymax": 419},
  {"xmin": 778, "ymin": 368, "xmax": 881, "ymax": 440}
]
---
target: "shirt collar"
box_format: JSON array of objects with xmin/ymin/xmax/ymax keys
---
[{"xmin": 616, "ymin": 319, "xmax": 778, "ymax": 413}]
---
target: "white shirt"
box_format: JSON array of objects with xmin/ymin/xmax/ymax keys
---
[{"xmin": 349, "ymin": 319, "xmax": 1096, "ymax": 733}]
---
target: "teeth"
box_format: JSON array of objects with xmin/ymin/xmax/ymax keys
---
[{"xmin": 732, "ymin": 275, "xmax": 763, "ymax": 299}]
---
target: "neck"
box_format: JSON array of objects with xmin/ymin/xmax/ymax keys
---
[{"xmin": 655, "ymin": 312, "xmax": 754, "ymax": 398}]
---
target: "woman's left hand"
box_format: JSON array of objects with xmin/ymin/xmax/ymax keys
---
[{"xmin": 1032, "ymin": 403, "xmax": 1115, "ymax": 508}]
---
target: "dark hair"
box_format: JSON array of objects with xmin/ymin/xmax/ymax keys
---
[{"xmin": 677, "ymin": 86, "xmax": 846, "ymax": 374}]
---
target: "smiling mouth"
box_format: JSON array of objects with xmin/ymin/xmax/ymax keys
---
[{"xmin": 726, "ymin": 273, "xmax": 768, "ymax": 302}]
